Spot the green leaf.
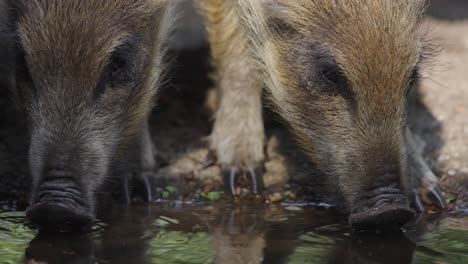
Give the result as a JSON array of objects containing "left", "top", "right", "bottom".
[
  {"left": 149, "top": 231, "right": 214, "bottom": 264},
  {"left": 0, "top": 213, "right": 36, "bottom": 264},
  {"left": 200, "top": 192, "right": 223, "bottom": 201}
]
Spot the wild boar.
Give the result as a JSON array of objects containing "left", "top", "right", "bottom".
[
  {"left": 6, "top": 0, "right": 176, "bottom": 230},
  {"left": 200, "top": 0, "right": 445, "bottom": 229}
]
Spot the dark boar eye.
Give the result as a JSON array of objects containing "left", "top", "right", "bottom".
[
  {"left": 320, "top": 64, "right": 346, "bottom": 86},
  {"left": 96, "top": 34, "right": 142, "bottom": 95},
  {"left": 406, "top": 67, "right": 420, "bottom": 96},
  {"left": 408, "top": 67, "right": 420, "bottom": 88},
  {"left": 316, "top": 62, "right": 354, "bottom": 100}
]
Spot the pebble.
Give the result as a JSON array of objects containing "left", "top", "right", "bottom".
[
  {"left": 284, "top": 206, "right": 303, "bottom": 212},
  {"left": 269, "top": 193, "right": 284, "bottom": 203}
]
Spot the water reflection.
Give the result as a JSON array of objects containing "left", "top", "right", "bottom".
[
  {"left": 26, "top": 234, "right": 94, "bottom": 264},
  {"left": 1, "top": 204, "right": 464, "bottom": 264},
  {"left": 24, "top": 205, "right": 159, "bottom": 264},
  {"left": 322, "top": 232, "right": 416, "bottom": 264},
  {"left": 209, "top": 205, "right": 266, "bottom": 264}
]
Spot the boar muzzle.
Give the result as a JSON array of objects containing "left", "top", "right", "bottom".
[
  {"left": 27, "top": 169, "right": 95, "bottom": 232},
  {"left": 349, "top": 173, "right": 415, "bottom": 230},
  {"left": 349, "top": 187, "right": 414, "bottom": 230}
]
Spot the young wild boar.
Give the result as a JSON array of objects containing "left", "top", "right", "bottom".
[
  {"left": 6, "top": 0, "right": 176, "bottom": 230},
  {"left": 200, "top": 0, "right": 445, "bottom": 228}
]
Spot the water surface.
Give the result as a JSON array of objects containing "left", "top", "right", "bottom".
[{"left": 1, "top": 203, "right": 467, "bottom": 264}]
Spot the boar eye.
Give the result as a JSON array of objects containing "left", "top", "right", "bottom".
[
  {"left": 406, "top": 67, "right": 420, "bottom": 96},
  {"left": 107, "top": 49, "right": 132, "bottom": 83},
  {"left": 408, "top": 68, "right": 420, "bottom": 88},
  {"left": 317, "top": 63, "right": 350, "bottom": 94},
  {"left": 315, "top": 62, "right": 354, "bottom": 103},
  {"left": 320, "top": 64, "right": 346, "bottom": 86},
  {"left": 96, "top": 35, "right": 142, "bottom": 95}
]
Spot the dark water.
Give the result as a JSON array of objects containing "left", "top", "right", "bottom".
[{"left": 1, "top": 203, "right": 468, "bottom": 264}]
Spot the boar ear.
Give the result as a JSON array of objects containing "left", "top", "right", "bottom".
[
  {"left": 261, "top": 0, "right": 287, "bottom": 10},
  {"left": 259, "top": 0, "right": 294, "bottom": 35}
]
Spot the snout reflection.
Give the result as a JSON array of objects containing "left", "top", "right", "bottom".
[
  {"left": 26, "top": 234, "right": 94, "bottom": 264},
  {"left": 326, "top": 232, "right": 416, "bottom": 264}
]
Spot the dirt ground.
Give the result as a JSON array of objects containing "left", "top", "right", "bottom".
[{"left": 0, "top": 0, "right": 467, "bottom": 211}]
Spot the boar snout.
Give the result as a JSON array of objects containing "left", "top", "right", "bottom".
[
  {"left": 27, "top": 168, "right": 95, "bottom": 231},
  {"left": 349, "top": 172, "right": 414, "bottom": 230},
  {"left": 343, "top": 143, "right": 415, "bottom": 230}
]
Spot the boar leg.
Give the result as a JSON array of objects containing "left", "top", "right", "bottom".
[
  {"left": 405, "top": 127, "right": 446, "bottom": 210},
  {"left": 211, "top": 69, "right": 265, "bottom": 194},
  {"left": 119, "top": 120, "right": 156, "bottom": 204},
  {"left": 210, "top": 57, "right": 265, "bottom": 195},
  {"left": 139, "top": 119, "right": 157, "bottom": 202},
  {"left": 202, "top": 0, "right": 265, "bottom": 194}
]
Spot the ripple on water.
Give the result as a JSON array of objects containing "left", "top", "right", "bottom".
[
  {"left": 414, "top": 217, "right": 468, "bottom": 264},
  {"left": 1, "top": 206, "right": 468, "bottom": 264}
]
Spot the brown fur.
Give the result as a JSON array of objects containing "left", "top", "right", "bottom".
[
  {"left": 10, "top": 0, "right": 177, "bottom": 224},
  {"left": 15, "top": 0, "right": 173, "bottom": 137},
  {"left": 199, "top": 0, "right": 265, "bottom": 169},
  {"left": 202, "top": 0, "right": 440, "bottom": 213}
]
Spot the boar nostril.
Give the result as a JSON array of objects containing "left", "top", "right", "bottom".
[
  {"left": 29, "top": 173, "right": 93, "bottom": 231},
  {"left": 350, "top": 206, "right": 414, "bottom": 231},
  {"left": 350, "top": 189, "right": 415, "bottom": 231},
  {"left": 27, "top": 202, "right": 94, "bottom": 232},
  {"left": 37, "top": 184, "right": 87, "bottom": 208}
]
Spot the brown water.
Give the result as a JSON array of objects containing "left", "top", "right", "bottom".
[{"left": 1, "top": 202, "right": 468, "bottom": 264}]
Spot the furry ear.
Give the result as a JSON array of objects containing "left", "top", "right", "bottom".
[
  {"left": 258, "top": 0, "right": 294, "bottom": 36},
  {"left": 261, "top": 0, "right": 287, "bottom": 10}
]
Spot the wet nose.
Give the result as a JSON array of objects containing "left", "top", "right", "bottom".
[
  {"left": 349, "top": 172, "right": 415, "bottom": 231},
  {"left": 27, "top": 202, "right": 94, "bottom": 232},
  {"left": 27, "top": 169, "right": 94, "bottom": 232}
]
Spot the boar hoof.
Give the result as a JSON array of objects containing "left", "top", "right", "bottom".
[
  {"left": 123, "top": 174, "right": 131, "bottom": 205},
  {"left": 27, "top": 202, "right": 94, "bottom": 232},
  {"left": 141, "top": 171, "right": 154, "bottom": 202},
  {"left": 426, "top": 187, "right": 446, "bottom": 209},
  {"left": 415, "top": 186, "right": 446, "bottom": 212},
  {"left": 122, "top": 172, "right": 154, "bottom": 204},
  {"left": 223, "top": 166, "right": 264, "bottom": 195}
]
